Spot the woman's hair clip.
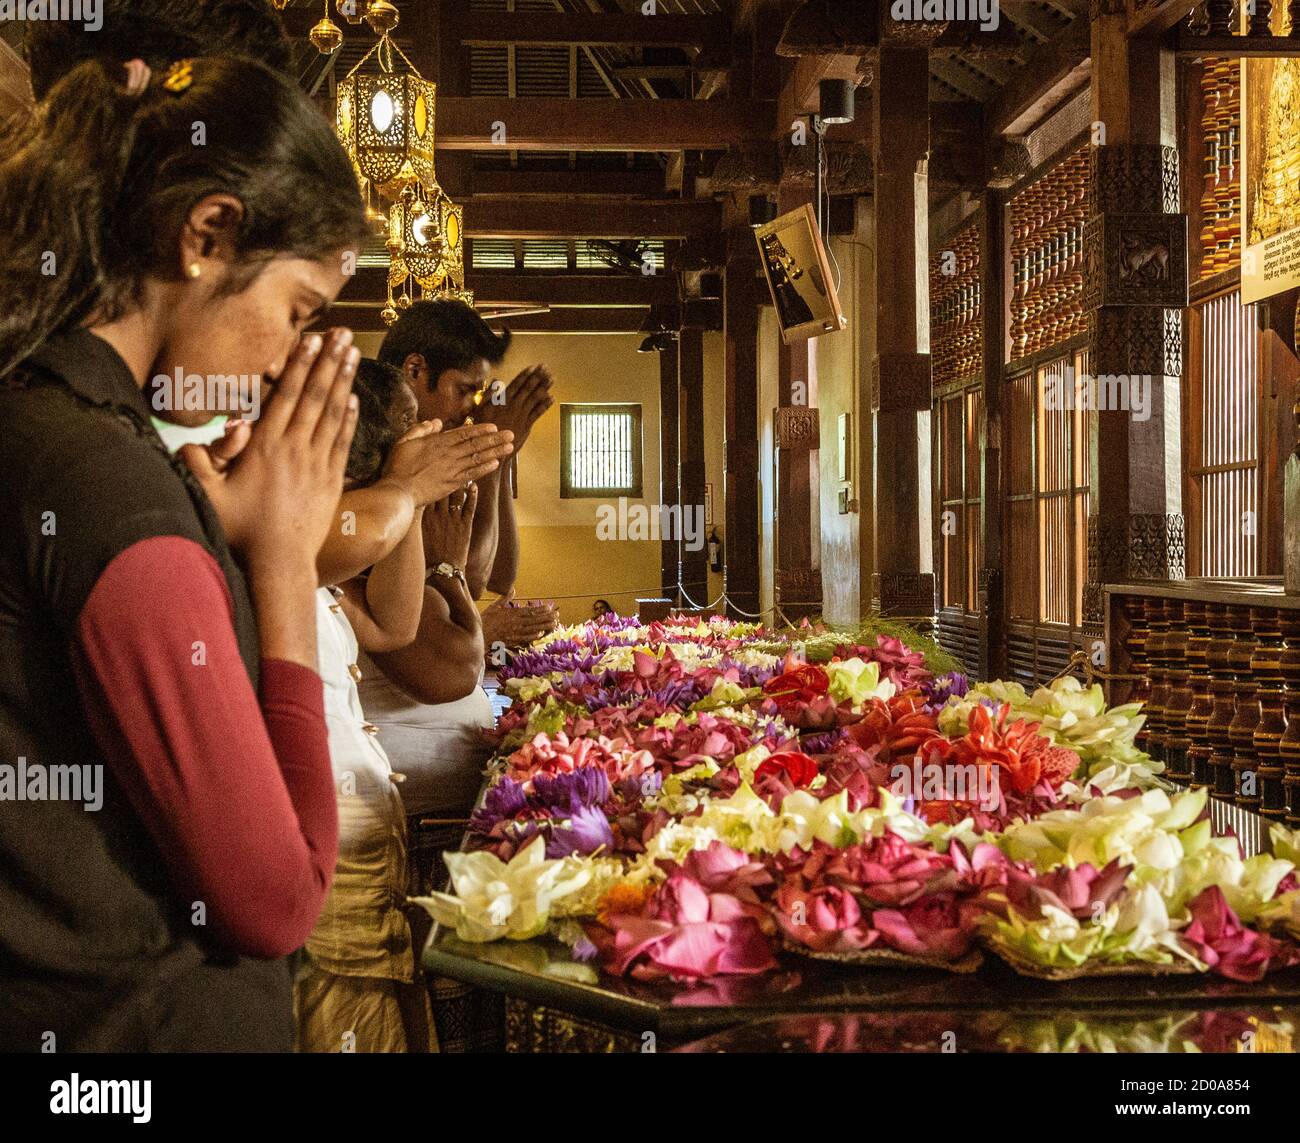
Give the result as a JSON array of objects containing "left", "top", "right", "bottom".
[{"left": 161, "top": 59, "right": 195, "bottom": 94}]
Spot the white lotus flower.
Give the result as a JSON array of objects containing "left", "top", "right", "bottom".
[{"left": 410, "top": 836, "right": 591, "bottom": 943}]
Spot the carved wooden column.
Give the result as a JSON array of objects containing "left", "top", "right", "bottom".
[
  {"left": 724, "top": 208, "right": 763, "bottom": 620},
  {"left": 679, "top": 329, "right": 709, "bottom": 609},
  {"left": 1082, "top": 24, "right": 1188, "bottom": 629},
  {"left": 773, "top": 179, "right": 823, "bottom": 620},
  {"left": 1287, "top": 400, "right": 1300, "bottom": 593},
  {"left": 870, "top": 42, "right": 934, "bottom": 624},
  {"left": 978, "top": 193, "right": 1007, "bottom": 680},
  {"left": 774, "top": 406, "right": 822, "bottom": 619},
  {"left": 659, "top": 337, "right": 681, "bottom": 603},
  {"left": 1250, "top": 609, "right": 1287, "bottom": 815},
  {"left": 1276, "top": 610, "right": 1300, "bottom": 822},
  {"left": 1228, "top": 604, "right": 1263, "bottom": 797}
]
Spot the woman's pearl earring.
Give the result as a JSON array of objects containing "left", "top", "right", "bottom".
[{"left": 187, "top": 263, "right": 202, "bottom": 279}]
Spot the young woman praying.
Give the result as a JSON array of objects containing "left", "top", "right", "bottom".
[{"left": 0, "top": 55, "right": 370, "bottom": 1052}]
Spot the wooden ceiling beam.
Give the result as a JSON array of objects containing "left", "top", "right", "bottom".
[
  {"left": 1167, "top": 32, "right": 1300, "bottom": 57},
  {"left": 776, "top": 51, "right": 867, "bottom": 130},
  {"left": 467, "top": 167, "right": 668, "bottom": 197},
  {"left": 443, "top": 195, "right": 722, "bottom": 238},
  {"left": 435, "top": 96, "right": 773, "bottom": 151},
  {"left": 327, "top": 305, "right": 652, "bottom": 335},
  {"left": 928, "top": 57, "right": 998, "bottom": 103},
  {"left": 986, "top": 18, "right": 1090, "bottom": 137},
  {"left": 457, "top": 12, "right": 730, "bottom": 59},
  {"left": 342, "top": 269, "right": 677, "bottom": 307},
  {"left": 0, "top": 38, "right": 31, "bottom": 118},
  {"left": 1126, "top": 0, "right": 1204, "bottom": 36}
]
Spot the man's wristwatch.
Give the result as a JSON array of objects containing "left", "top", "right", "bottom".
[{"left": 428, "top": 561, "right": 467, "bottom": 587}]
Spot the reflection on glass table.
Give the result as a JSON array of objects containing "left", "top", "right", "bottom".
[{"left": 673, "top": 1007, "right": 1298, "bottom": 1053}]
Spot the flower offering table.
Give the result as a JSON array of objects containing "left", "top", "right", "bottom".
[
  {"left": 424, "top": 926, "right": 1300, "bottom": 1052},
  {"left": 414, "top": 613, "right": 1300, "bottom": 1052}
]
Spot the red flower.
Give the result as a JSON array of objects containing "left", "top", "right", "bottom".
[
  {"left": 754, "top": 751, "right": 820, "bottom": 788},
  {"left": 845, "top": 691, "right": 939, "bottom": 763},
  {"left": 872, "top": 895, "right": 977, "bottom": 961},
  {"left": 919, "top": 703, "right": 1080, "bottom": 797},
  {"left": 763, "top": 662, "right": 830, "bottom": 704}
]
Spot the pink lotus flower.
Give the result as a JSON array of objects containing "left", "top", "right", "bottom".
[
  {"left": 872, "top": 895, "right": 977, "bottom": 960},
  {"left": 672, "top": 842, "right": 771, "bottom": 899},
  {"left": 507, "top": 732, "right": 654, "bottom": 785},
  {"left": 632, "top": 712, "right": 758, "bottom": 769},
  {"left": 946, "top": 840, "right": 1012, "bottom": 892},
  {"left": 773, "top": 883, "right": 878, "bottom": 952},
  {"left": 1002, "top": 857, "right": 1130, "bottom": 922},
  {"left": 1181, "top": 886, "right": 1300, "bottom": 982},
  {"left": 597, "top": 862, "right": 777, "bottom": 982},
  {"left": 821, "top": 834, "right": 951, "bottom": 907},
  {"left": 835, "top": 636, "right": 932, "bottom": 690}
]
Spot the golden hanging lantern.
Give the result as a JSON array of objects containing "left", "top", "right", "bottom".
[
  {"left": 387, "top": 186, "right": 447, "bottom": 281},
  {"left": 335, "top": 44, "right": 436, "bottom": 200},
  {"left": 270, "top": 0, "right": 289, "bottom": 9},
  {"left": 366, "top": 0, "right": 401, "bottom": 36},
  {"left": 310, "top": 10, "right": 343, "bottom": 54},
  {"left": 415, "top": 196, "right": 464, "bottom": 293}
]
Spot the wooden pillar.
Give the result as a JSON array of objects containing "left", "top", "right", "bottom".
[
  {"left": 660, "top": 337, "right": 682, "bottom": 603},
  {"left": 978, "top": 192, "right": 1007, "bottom": 680},
  {"left": 1083, "top": 23, "right": 1188, "bottom": 632},
  {"left": 418, "top": 0, "right": 473, "bottom": 199},
  {"left": 774, "top": 183, "right": 823, "bottom": 619},
  {"left": 724, "top": 210, "right": 762, "bottom": 620},
  {"left": 679, "top": 329, "right": 710, "bottom": 608},
  {"left": 870, "top": 45, "right": 934, "bottom": 622}
]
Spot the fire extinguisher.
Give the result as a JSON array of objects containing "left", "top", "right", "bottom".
[{"left": 707, "top": 527, "right": 723, "bottom": 572}]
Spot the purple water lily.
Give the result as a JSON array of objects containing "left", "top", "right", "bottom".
[
  {"left": 532, "top": 766, "right": 611, "bottom": 813},
  {"left": 800, "top": 727, "right": 849, "bottom": 754},
  {"left": 470, "top": 776, "right": 529, "bottom": 832},
  {"left": 545, "top": 804, "right": 616, "bottom": 858},
  {"left": 921, "top": 672, "right": 971, "bottom": 713}
]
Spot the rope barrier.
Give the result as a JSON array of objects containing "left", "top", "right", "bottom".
[
  {"left": 1047, "top": 648, "right": 1145, "bottom": 687},
  {"left": 500, "top": 577, "right": 780, "bottom": 623}
]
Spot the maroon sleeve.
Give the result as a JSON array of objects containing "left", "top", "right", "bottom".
[{"left": 72, "top": 535, "right": 338, "bottom": 959}]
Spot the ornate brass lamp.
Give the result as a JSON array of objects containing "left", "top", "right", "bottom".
[
  {"left": 335, "top": 44, "right": 437, "bottom": 203},
  {"left": 329, "top": 3, "right": 476, "bottom": 323},
  {"left": 309, "top": 0, "right": 343, "bottom": 54}
]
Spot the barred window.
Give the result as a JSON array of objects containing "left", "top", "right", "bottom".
[
  {"left": 1186, "top": 289, "right": 1259, "bottom": 577},
  {"left": 560, "top": 404, "right": 643, "bottom": 499},
  {"left": 1006, "top": 347, "right": 1091, "bottom": 629}
]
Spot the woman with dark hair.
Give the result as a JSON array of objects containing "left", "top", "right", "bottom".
[
  {"left": 24, "top": 0, "right": 295, "bottom": 99},
  {"left": 296, "top": 359, "right": 491, "bottom": 1054},
  {"left": 0, "top": 56, "right": 370, "bottom": 1052}
]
